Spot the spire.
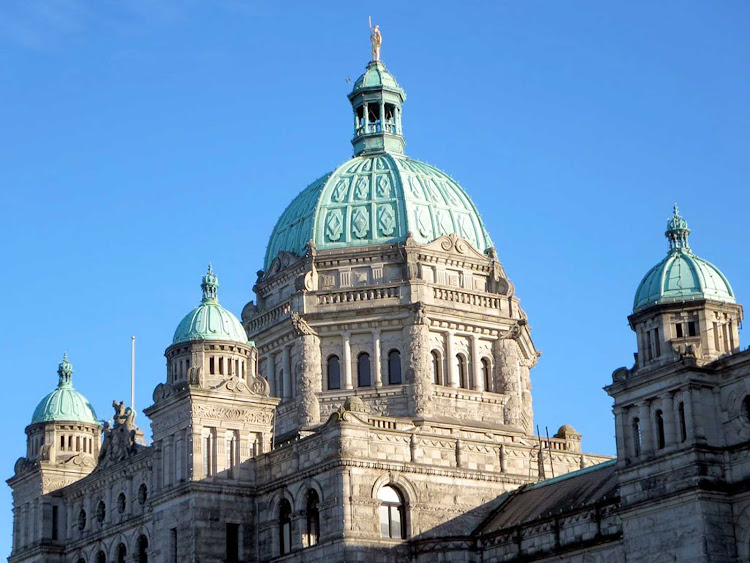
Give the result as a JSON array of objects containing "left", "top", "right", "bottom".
[
  {"left": 348, "top": 25, "right": 406, "bottom": 157},
  {"left": 665, "top": 204, "right": 691, "bottom": 253},
  {"left": 57, "top": 352, "right": 73, "bottom": 388},
  {"left": 201, "top": 263, "right": 219, "bottom": 302}
]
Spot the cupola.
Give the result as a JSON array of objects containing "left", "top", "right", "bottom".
[
  {"left": 31, "top": 353, "right": 99, "bottom": 425},
  {"left": 172, "top": 265, "right": 248, "bottom": 345},
  {"left": 348, "top": 32, "right": 406, "bottom": 157},
  {"left": 629, "top": 206, "right": 743, "bottom": 369}
]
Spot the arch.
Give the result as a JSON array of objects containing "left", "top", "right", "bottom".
[
  {"left": 278, "top": 498, "right": 292, "bottom": 556},
  {"left": 75, "top": 557, "right": 86, "bottom": 563},
  {"left": 481, "top": 357, "right": 492, "bottom": 392},
  {"left": 116, "top": 543, "right": 127, "bottom": 563},
  {"left": 358, "top": 352, "right": 371, "bottom": 387},
  {"left": 377, "top": 485, "right": 406, "bottom": 539},
  {"left": 371, "top": 473, "right": 418, "bottom": 506},
  {"left": 734, "top": 503, "right": 750, "bottom": 561},
  {"left": 96, "top": 550, "right": 106, "bottom": 563},
  {"left": 632, "top": 417, "right": 642, "bottom": 456},
  {"left": 305, "top": 489, "right": 320, "bottom": 547},
  {"left": 655, "top": 409, "right": 665, "bottom": 449},
  {"left": 327, "top": 355, "right": 341, "bottom": 390},
  {"left": 136, "top": 534, "right": 149, "bottom": 563},
  {"left": 431, "top": 350, "right": 442, "bottom": 385},
  {"left": 294, "top": 478, "right": 324, "bottom": 512},
  {"left": 456, "top": 354, "right": 468, "bottom": 388},
  {"left": 388, "top": 349, "right": 402, "bottom": 385}
]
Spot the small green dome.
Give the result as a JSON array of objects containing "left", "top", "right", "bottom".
[
  {"left": 351, "top": 61, "right": 403, "bottom": 95},
  {"left": 264, "top": 153, "right": 493, "bottom": 270},
  {"left": 31, "top": 354, "right": 99, "bottom": 425},
  {"left": 633, "top": 206, "right": 735, "bottom": 313},
  {"left": 172, "top": 265, "right": 248, "bottom": 345}
]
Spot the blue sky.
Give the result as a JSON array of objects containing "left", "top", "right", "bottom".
[{"left": 1, "top": 1, "right": 749, "bottom": 553}]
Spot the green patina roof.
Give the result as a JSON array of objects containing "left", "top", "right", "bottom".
[
  {"left": 173, "top": 265, "right": 248, "bottom": 345},
  {"left": 263, "top": 59, "right": 492, "bottom": 270},
  {"left": 351, "top": 60, "right": 403, "bottom": 94},
  {"left": 264, "top": 153, "right": 493, "bottom": 270},
  {"left": 31, "top": 353, "right": 99, "bottom": 425},
  {"left": 633, "top": 206, "right": 735, "bottom": 313}
]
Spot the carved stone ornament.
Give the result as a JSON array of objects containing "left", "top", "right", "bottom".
[
  {"left": 96, "top": 401, "right": 143, "bottom": 472},
  {"left": 290, "top": 313, "right": 318, "bottom": 337},
  {"left": 13, "top": 457, "right": 38, "bottom": 476},
  {"left": 192, "top": 404, "right": 273, "bottom": 425},
  {"left": 63, "top": 452, "right": 95, "bottom": 468},
  {"left": 412, "top": 302, "right": 428, "bottom": 326}
]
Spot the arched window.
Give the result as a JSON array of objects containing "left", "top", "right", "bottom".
[
  {"left": 327, "top": 355, "right": 341, "bottom": 390},
  {"left": 117, "top": 543, "right": 127, "bottom": 563},
  {"left": 117, "top": 493, "right": 126, "bottom": 514},
  {"left": 138, "top": 483, "right": 148, "bottom": 505},
  {"left": 279, "top": 499, "right": 292, "bottom": 555},
  {"left": 76, "top": 558, "right": 85, "bottom": 563},
  {"left": 78, "top": 508, "right": 86, "bottom": 531},
  {"left": 632, "top": 417, "right": 641, "bottom": 456},
  {"left": 388, "top": 350, "right": 402, "bottom": 385},
  {"left": 96, "top": 551, "right": 106, "bottom": 563},
  {"left": 679, "top": 402, "right": 687, "bottom": 442},
  {"left": 482, "top": 358, "right": 492, "bottom": 392},
  {"left": 378, "top": 485, "right": 406, "bottom": 539},
  {"left": 306, "top": 489, "right": 320, "bottom": 547},
  {"left": 96, "top": 500, "right": 106, "bottom": 523},
  {"left": 358, "top": 353, "right": 371, "bottom": 387},
  {"left": 655, "top": 410, "right": 665, "bottom": 449},
  {"left": 137, "top": 534, "right": 148, "bottom": 563},
  {"left": 457, "top": 354, "right": 467, "bottom": 388},
  {"left": 431, "top": 351, "right": 442, "bottom": 385}
]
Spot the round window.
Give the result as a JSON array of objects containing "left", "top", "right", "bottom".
[
  {"left": 96, "top": 500, "right": 106, "bottom": 523},
  {"left": 117, "top": 492, "right": 126, "bottom": 514},
  {"left": 138, "top": 483, "right": 148, "bottom": 505}
]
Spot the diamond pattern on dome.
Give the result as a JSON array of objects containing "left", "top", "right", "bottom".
[{"left": 264, "top": 154, "right": 492, "bottom": 270}]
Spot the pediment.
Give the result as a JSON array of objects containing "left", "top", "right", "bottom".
[{"left": 421, "top": 233, "right": 489, "bottom": 261}]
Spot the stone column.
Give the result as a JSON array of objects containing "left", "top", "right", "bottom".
[
  {"left": 445, "top": 331, "right": 457, "bottom": 388},
  {"left": 342, "top": 332, "right": 353, "bottom": 390},
  {"left": 471, "top": 334, "right": 483, "bottom": 391},
  {"left": 282, "top": 346, "right": 291, "bottom": 400},
  {"left": 407, "top": 304, "right": 432, "bottom": 416},
  {"left": 296, "top": 330, "right": 322, "bottom": 427},
  {"left": 613, "top": 406, "right": 627, "bottom": 460},
  {"left": 373, "top": 330, "right": 382, "bottom": 387},
  {"left": 496, "top": 339, "right": 522, "bottom": 429},
  {"left": 190, "top": 429, "right": 201, "bottom": 480}
]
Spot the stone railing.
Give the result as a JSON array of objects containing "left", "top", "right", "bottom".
[
  {"left": 248, "top": 300, "right": 291, "bottom": 333},
  {"left": 433, "top": 287, "right": 502, "bottom": 310},
  {"left": 316, "top": 285, "right": 400, "bottom": 305}
]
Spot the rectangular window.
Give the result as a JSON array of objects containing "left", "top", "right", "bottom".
[
  {"left": 51, "top": 505, "right": 58, "bottom": 541},
  {"left": 675, "top": 323, "right": 684, "bottom": 338},
  {"left": 219, "top": 357, "right": 224, "bottom": 375},
  {"left": 654, "top": 328, "right": 660, "bottom": 357},
  {"left": 210, "top": 356, "right": 215, "bottom": 375},
  {"left": 688, "top": 321, "right": 697, "bottom": 337},
  {"left": 226, "top": 523, "right": 240, "bottom": 563},
  {"left": 646, "top": 331, "right": 653, "bottom": 361}
]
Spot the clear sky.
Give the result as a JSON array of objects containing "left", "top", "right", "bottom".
[{"left": 1, "top": 1, "right": 749, "bottom": 553}]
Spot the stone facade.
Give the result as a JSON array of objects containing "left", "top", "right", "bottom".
[{"left": 8, "top": 50, "right": 748, "bottom": 563}]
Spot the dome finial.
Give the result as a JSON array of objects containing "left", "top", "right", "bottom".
[
  {"left": 665, "top": 203, "right": 690, "bottom": 253},
  {"left": 57, "top": 352, "right": 73, "bottom": 387},
  {"left": 369, "top": 17, "right": 382, "bottom": 62},
  {"left": 201, "top": 263, "right": 220, "bottom": 303}
]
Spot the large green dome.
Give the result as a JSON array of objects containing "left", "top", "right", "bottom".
[
  {"left": 173, "top": 265, "right": 248, "bottom": 345},
  {"left": 31, "top": 354, "right": 99, "bottom": 425},
  {"left": 633, "top": 206, "right": 735, "bottom": 313},
  {"left": 264, "top": 153, "right": 493, "bottom": 270}
]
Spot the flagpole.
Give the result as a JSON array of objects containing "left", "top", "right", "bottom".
[{"left": 131, "top": 335, "right": 136, "bottom": 411}]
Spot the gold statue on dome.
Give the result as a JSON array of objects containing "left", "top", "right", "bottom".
[{"left": 369, "top": 17, "right": 382, "bottom": 61}]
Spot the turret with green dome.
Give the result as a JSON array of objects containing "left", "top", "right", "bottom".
[
  {"left": 173, "top": 265, "right": 248, "bottom": 345},
  {"left": 31, "top": 353, "right": 99, "bottom": 425},
  {"left": 629, "top": 206, "right": 743, "bottom": 368}
]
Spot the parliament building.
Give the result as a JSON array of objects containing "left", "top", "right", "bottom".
[{"left": 8, "top": 42, "right": 750, "bottom": 563}]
